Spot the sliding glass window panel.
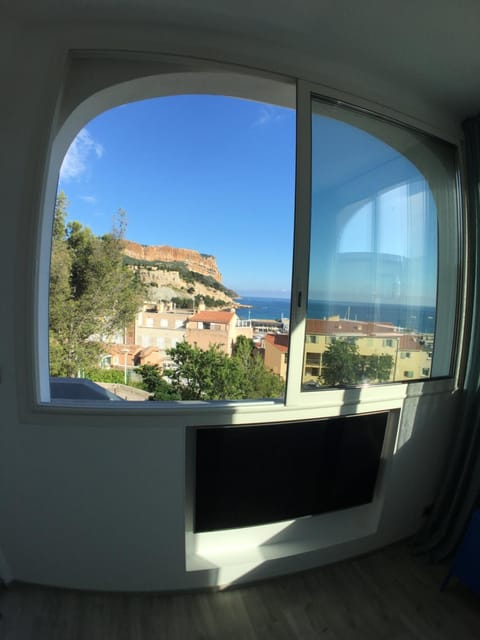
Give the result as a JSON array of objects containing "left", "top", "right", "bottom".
[
  {"left": 302, "top": 98, "right": 459, "bottom": 390},
  {"left": 49, "top": 93, "right": 296, "bottom": 404}
]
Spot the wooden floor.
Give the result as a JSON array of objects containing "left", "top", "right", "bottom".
[{"left": 1, "top": 544, "right": 479, "bottom": 640}]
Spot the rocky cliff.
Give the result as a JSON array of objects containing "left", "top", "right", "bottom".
[{"left": 122, "top": 240, "right": 222, "bottom": 282}]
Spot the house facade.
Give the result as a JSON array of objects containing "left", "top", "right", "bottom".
[
  {"left": 263, "top": 333, "right": 289, "bottom": 380},
  {"left": 185, "top": 309, "right": 253, "bottom": 355}
]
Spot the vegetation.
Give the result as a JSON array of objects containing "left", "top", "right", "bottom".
[
  {"left": 137, "top": 336, "right": 284, "bottom": 401},
  {"left": 170, "top": 295, "right": 231, "bottom": 309},
  {"left": 321, "top": 340, "right": 393, "bottom": 387},
  {"left": 124, "top": 255, "right": 237, "bottom": 298},
  {"left": 49, "top": 193, "right": 145, "bottom": 377},
  {"left": 84, "top": 368, "right": 125, "bottom": 384},
  {"left": 136, "top": 364, "right": 181, "bottom": 400}
]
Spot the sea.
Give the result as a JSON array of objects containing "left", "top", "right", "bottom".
[{"left": 235, "top": 296, "right": 436, "bottom": 335}]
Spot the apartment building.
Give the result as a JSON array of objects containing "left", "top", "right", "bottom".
[
  {"left": 185, "top": 309, "right": 253, "bottom": 355},
  {"left": 131, "top": 304, "right": 190, "bottom": 350},
  {"left": 263, "top": 317, "right": 433, "bottom": 384},
  {"left": 263, "top": 333, "right": 289, "bottom": 380}
]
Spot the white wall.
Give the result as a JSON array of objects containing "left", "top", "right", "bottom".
[{"left": 0, "top": 16, "right": 462, "bottom": 590}]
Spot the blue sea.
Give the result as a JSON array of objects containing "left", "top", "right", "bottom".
[{"left": 235, "top": 296, "right": 436, "bottom": 335}]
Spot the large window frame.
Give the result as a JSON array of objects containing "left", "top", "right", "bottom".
[
  {"left": 36, "top": 57, "right": 463, "bottom": 413},
  {"left": 285, "top": 81, "right": 462, "bottom": 407}
]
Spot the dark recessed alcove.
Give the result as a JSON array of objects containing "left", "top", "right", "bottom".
[{"left": 194, "top": 411, "right": 388, "bottom": 532}]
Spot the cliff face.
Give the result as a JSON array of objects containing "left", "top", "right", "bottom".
[{"left": 122, "top": 240, "right": 222, "bottom": 282}]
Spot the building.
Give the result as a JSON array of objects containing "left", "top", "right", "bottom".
[
  {"left": 127, "top": 302, "right": 191, "bottom": 356},
  {"left": 102, "top": 343, "right": 164, "bottom": 370},
  {"left": 299, "top": 317, "right": 432, "bottom": 384},
  {"left": 262, "top": 318, "right": 432, "bottom": 384},
  {"left": 3, "top": 0, "right": 480, "bottom": 608},
  {"left": 185, "top": 309, "right": 253, "bottom": 355},
  {"left": 263, "top": 333, "right": 289, "bottom": 380}
]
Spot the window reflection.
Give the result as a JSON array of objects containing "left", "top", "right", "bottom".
[{"left": 303, "top": 102, "right": 439, "bottom": 389}]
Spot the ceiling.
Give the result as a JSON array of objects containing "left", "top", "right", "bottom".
[{"left": 6, "top": 0, "right": 480, "bottom": 120}]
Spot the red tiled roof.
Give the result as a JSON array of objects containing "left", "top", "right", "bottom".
[
  {"left": 189, "top": 310, "right": 235, "bottom": 324},
  {"left": 306, "top": 318, "right": 396, "bottom": 336},
  {"left": 264, "top": 333, "right": 289, "bottom": 353},
  {"left": 398, "top": 334, "right": 424, "bottom": 351}
]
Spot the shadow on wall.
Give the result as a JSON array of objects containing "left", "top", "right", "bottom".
[{"left": 190, "top": 385, "right": 459, "bottom": 589}]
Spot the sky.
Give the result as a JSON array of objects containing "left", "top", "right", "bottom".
[
  {"left": 58, "top": 95, "right": 296, "bottom": 298},
  {"left": 57, "top": 94, "right": 438, "bottom": 306}
]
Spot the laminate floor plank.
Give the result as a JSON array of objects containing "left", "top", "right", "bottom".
[{"left": 1, "top": 544, "right": 479, "bottom": 640}]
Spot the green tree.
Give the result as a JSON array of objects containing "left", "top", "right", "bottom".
[
  {"left": 139, "top": 337, "right": 284, "bottom": 401},
  {"left": 137, "top": 364, "right": 180, "bottom": 400},
  {"left": 49, "top": 196, "right": 145, "bottom": 377},
  {"left": 85, "top": 368, "right": 125, "bottom": 384},
  {"left": 321, "top": 340, "right": 394, "bottom": 387},
  {"left": 321, "top": 340, "right": 363, "bottom": 387},
  {"left": 163, "top": 341, "right": 243, "bottom": 400},
  {"left": 362, "top": 353, "right": 394, "bottom": 383},
  {"left": 231, "top": 335, "right": 284, "bottom": 399}
]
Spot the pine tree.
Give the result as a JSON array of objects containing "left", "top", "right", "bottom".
[{"left": 49, "top": 194, "right": 145, "bottom": 377}]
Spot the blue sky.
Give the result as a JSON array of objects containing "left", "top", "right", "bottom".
[
  {"left": 58, "top": 95, "right": 296, "bottom": 298},
  {"left": 58, "top": 94, "right": 437, "bottom": 306}
]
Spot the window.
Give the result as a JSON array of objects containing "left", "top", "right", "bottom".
[
  {"left": 47, "top": 86, "right": 295, "bottom": 403},
  {"left": 294, "top": 92, "right": 458, "bottom": 393},
  {"left": 42, "top": 64, "right": 459, "bottom": 406}
]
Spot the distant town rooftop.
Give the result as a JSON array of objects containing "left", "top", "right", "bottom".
[{"left": 190, "top": 310, "right": 235, "bottom": 324}]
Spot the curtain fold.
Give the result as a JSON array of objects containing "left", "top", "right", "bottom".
[{"left": 414, "top": 114, "right": 480, "bottom": 561}]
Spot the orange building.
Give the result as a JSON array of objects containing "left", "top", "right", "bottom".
[
  {"left": 263, "top": 333, "right": 289, "bottom": 380},
  {"left": 185, "top": 310, "right": 253, "bottom": 355}
]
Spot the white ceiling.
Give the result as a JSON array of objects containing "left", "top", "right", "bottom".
[{"left": 6, "top": 0, "right": 480, "bottom": 119}]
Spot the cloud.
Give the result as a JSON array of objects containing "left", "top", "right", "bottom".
[
  {"left": 79, "top": 195, "right": 97, "bottom": 204},
  {"left": 59, "top": 128, "right": 104, "bottom": 182},
  {"left": 252, "top": 105, "right": 285, "bottom": 128}
]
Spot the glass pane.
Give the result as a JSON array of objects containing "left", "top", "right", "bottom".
[
  {"left": 50, "top": 94, "right": 295, "bottom": 403},
  {"left": 303, "top": 99, "right": 449, "bottom": 390}
]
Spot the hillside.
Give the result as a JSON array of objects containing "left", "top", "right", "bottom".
[
  {"left": 122, "top": 240, "right": 238, "bottom": 308},
  {"left": 122, "top": 241, "right": 222, "bottom": 281}
]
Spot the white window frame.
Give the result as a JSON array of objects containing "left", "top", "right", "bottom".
[
  {"left": 285, "top": 80, "right": 462, "bottom": 408},
  {"left": 35, "top": 59, "right": 463, "bottom": 414}
]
